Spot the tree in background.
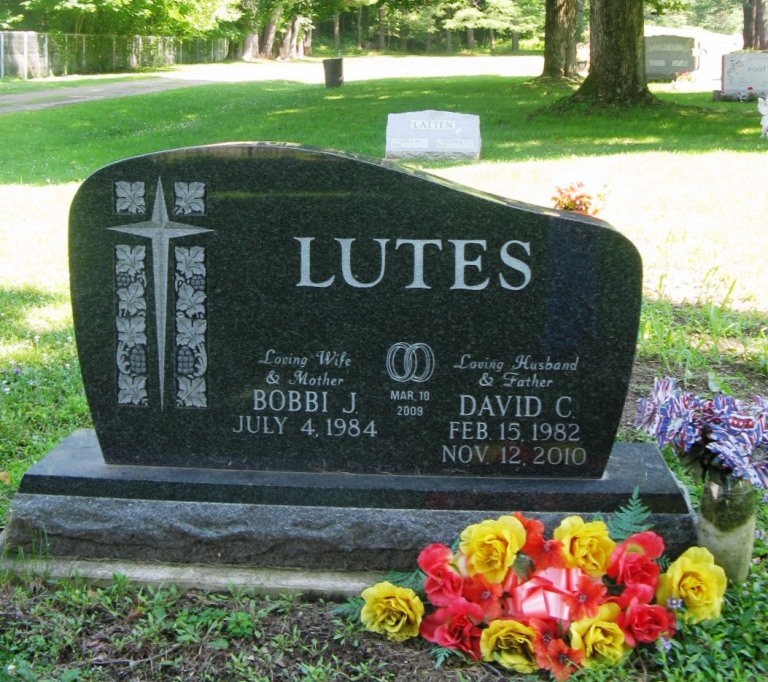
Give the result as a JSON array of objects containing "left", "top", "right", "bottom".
[
  {"left": 572, "top": 0, "right": 650, "bottom": 103},
  {"left": 542, "top": 0, "right": 577, "bottom": 77},
  {"left": 1, "top": 5, "right": 24, "bottom": 29},
  {"left": 443, "top": 1, "right": 483, "bottom": 50},
  {"left": 480, "top": 0, "right": 520, "bottom": 50},
  {"left": 12, "top": 0, "right": 239, "bottom": 35},
  {"left": 392, "top": 2, "right": 445, "bottom": 52},
  {"left": 573, "top": 0, "right": 686, "bottom": 105},
  {"left": 743, "top": 0, "right": 768, "bottom": 48},
  {"left": 441, "top": 0, "right": 540, "bottom": 52}
]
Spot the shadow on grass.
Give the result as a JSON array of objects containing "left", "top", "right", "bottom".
[{"left": 0, "top": 76, "right": 763, "bottom": 185}]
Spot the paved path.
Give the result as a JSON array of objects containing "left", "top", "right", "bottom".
[{"left": 0, "top": 55, "right": 545, "bottom": 114}]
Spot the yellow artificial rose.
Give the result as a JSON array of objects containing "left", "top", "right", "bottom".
[
  {"left": 459, "top": 515, "right": 527, "bottom": 584},
  {"left": 553, "top": 516, "right": 616, "bottom": 577},
  {"left": 360, "top": 581, "right": 425, "bottom": 642},
  {"left": 656, "top": 546, "right": 727, "bottom": 623},
  {"left": 480, "top": 619, "right": 538, "bottom": 674},
  {"left": 569, "top": 602, "right": 627, "bottom": 667}
]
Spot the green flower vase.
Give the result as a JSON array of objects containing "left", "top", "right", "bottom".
[{"left": 697, "top": 469, "right": 756, "bottom": 584}]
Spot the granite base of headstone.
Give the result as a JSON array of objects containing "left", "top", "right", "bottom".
[
  {"left": 0, "top": 143, "right": 696, "bottom": 589},
  {"left": 4, "top": 431, "right": 695, "bottom": 573}
]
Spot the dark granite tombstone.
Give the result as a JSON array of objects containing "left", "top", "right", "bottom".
[
  {"left": 2, "top": 144, "right": 696, "bottom": 578},
  {"left": 69, "top": 143, "right": 638, "bottom": 479}
]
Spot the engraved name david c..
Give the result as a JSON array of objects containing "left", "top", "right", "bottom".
[{"left": 295, "top": 238, "right": 532, "bottom": 290}]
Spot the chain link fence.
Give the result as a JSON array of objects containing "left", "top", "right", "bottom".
[{"left": 1, "top": 32, "right": 229, "bottom": 79}]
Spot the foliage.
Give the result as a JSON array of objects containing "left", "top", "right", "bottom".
[
  {"left": 0, "top": 287, "right": 90, "bottom": 515},
  {"left": 0, "top": 584, "right": 410, "bottom": 681},
  {"left": 649, "top": 0, "right": 744, "bottom": 35},
  {"left": 9, "top": 0, "right": 241, "bottom": 36},
  {"left": 607, "top": 488, "right": 654, "bottom": 542}
]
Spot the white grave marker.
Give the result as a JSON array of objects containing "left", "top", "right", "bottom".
[
  {"left": 386, "top": 110, "right": 481, "bottom": 160},
  {"left": 722, "top": 52, "right": 768, "bottom": 97}
]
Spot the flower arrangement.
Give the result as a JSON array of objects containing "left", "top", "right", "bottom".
[
  {"left": 551, "top": 181, "right": 606, "bottom": 216},
  {"left": 635, "top": 377, "right": 768, "bottom": 488},
  {"left": 357, "top": 500, "right": 726, "bottom": 681}
]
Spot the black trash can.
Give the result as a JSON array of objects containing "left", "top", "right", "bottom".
[{"left": 322, "top": 58, "right": 344, "bottom": 88}]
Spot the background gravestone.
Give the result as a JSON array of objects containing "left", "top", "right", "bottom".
[
  {"left": 1, "top": 144, "right": 696, "bottom": 577},
  {"left": 385, "top": 110, "right": 480, "bottom": 160},
  {"left": 722, "top": 52, "right": 768, "bottom": 97},
  {"left": 645, "top": 35, "right": 698, "bottom": 80}
]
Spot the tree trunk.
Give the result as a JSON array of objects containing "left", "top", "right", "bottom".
[
  {"left": 467, "top": 27, "right": 475, "bottom": 51},
  {"left": 542, "top": 0, "right": 578, "bottom": 77},
  {"left": 378, "top": 6, "right": 386, "bottom": 51},
  {"left": 260, "top": 4, "right": 283, "bottom": 59},
  {"left": 744, "top": 0, "right": 768, "bottom": 49},
  {"left": 240, "top": 33, "right": 260, "bottom": 61},
  {"left": 333, "top": 13, "right": 341, "bottom": 52},
  {"left": 489, "top": 28, "right": 495, "bottom": 52},
  {"left": 279, "top": 22, "right": 293, "bottom": 59},
  {"left": 573, "top": 0, "right": 654, "bottom": 104},
  {"left": 446, "top": 28, "right": 453, "bottom": 52},
  {"left": 279, "top": 16, "right": 300, "bottom": 60},
  {"left": 357, "top": 6, "right": 363, "bottom": 49}
]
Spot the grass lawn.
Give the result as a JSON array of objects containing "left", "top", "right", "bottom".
[{"left": 1, "top": 66, "right": 767, "bottom": 681}]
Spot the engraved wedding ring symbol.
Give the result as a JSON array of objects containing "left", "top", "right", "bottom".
[{"left": 386, "top": 342, "right": 435, "bottom": 383}]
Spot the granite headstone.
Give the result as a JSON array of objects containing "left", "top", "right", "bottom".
[
  {"left": 722, "top": 52, "right": 768, "bottom": 97},
  {"left": 385, "top": 110, "right": 481, "bottom": 160},
  {"left": 1, "top": 143, "right": 697, "bottom": 577},
  {"left": 67, "top": 143, "right": 638, "bottom": 479},
  {"left": 645, "top": 35, "right": 698, "bottom": 79}
]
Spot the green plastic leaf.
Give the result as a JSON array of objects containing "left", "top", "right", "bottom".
[
  {"left": 383, "top": 569, "right": 426, "bottom": 593},
  {"left": 607, "top": 487, "right": 653, "bottom": 542}
]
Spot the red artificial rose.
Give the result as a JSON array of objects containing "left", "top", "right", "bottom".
[
  {"left": 420, "top": 598, "right": 485, "bottom": 660},
  {"left": 418, "top": 543, "right": 454, "bottom": 577},
  {"left": 607, "top": 531, "right": 664, "bottom": 589},
  {"left": 424, "top": 570, "right": 464, "bottom": 608},
  {"left": 617, "top": 600, "right": 676, "bottom": 647},
  {"left": 612, "top": 552, "right": 660, "bottom": 590},
  {"left": 616, "top": 582, "right": 655, "bottom": 608},
  {"left": 418, "top": 543, "right": 464, "bottom": 607}
]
